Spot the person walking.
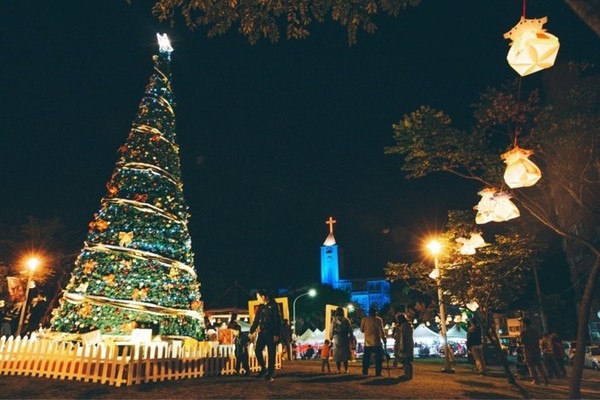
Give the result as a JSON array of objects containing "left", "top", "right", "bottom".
[
  {"left": 330, "top": 306, "right": 352, "bottom": 373},
  {"left": 467, "top": 319, "right": 486, "bottom": 375},
  {"left": 360, "top": 305, "right": 385, "bottom": 377},
  {"left": 394, "top": 313, "right": 414, "bottom": 380},
  {"left": 249, "top": 289, "right": 282, "bottom": 382},
  {"left": 520, "top": 318, "right": 548, "bottom": 385}
]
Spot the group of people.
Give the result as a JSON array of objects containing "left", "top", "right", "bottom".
[
  {"left": 327, "top": 305, "right": 414, "bottom": 380},
  {"left": 0, "top": 290, "right": 48, "bottom": 338},
  {"left": 237, "top": 298, "right": 414, "bottom": 381},
  {"left": 519, "top": 318, "right": 567, "bottom": 384}
]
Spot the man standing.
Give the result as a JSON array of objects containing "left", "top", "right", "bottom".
[
  {"left": 360, "top": 305, "right": 385, "bottom": 376},
  {"left": 520, "top": 318, "right": 548, "bottom": 385},
  {"left": 394, "top": 313, "right": 414, "bottom": 380},
  {"left": 467, "top": 319, "right": 486, "bottom": 375},
  {"left": 249, "top": 289, "right": 282, "bottom": 382}
]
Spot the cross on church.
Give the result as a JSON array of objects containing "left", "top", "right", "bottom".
[{"left": 325, "top": 216, "right": 336, "bottom": 234}]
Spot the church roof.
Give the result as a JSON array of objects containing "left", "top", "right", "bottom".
[{"left": 323, "top": 232, "right": 336, "bottom": 246}]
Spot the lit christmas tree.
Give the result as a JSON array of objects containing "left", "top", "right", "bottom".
[{"left": 50, "top": 34, "right": 205, "bottom": 340}]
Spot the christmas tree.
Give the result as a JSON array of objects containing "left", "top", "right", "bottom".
[{"left": 50, "top": 34, "right": 205, "bottom": 340}]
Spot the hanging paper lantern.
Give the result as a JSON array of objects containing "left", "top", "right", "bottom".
[
  {"left": 491, "top": 191, "right": 520, "bottom": 222},
  {"left": 429, "top": 268, "right": 440, "bottom": 280},
  {"left": 503, "top": 16, "right": 560, "bottom": 77},
  {"left": 474, "top": 189, "right": 520, "bottom": 224},
  {"left": 474, "top": 188, "right": 497, "bottom": 224},
  {"left": 501, "top": 146, "right": 542, "bottom": 188},
  {"left": 456, "top": 232, "right": 488, "bottom": 255},
  {"left": 466, "top": 301, "right": 479, "bottom": 312},
  {"left": 456, "top": 238, "right": 476, "bottom": 255}
]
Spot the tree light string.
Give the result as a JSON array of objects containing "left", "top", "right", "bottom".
[
  {"left": 64, "top": 292, "right": 202, "bottom": 319},
  {"left": 132, "top": 123, "right": 176, "bottom": 145},
  {"left": 84, "top": 242, "right": 197, "bottom": 277},
  {"left": 120, "top": 162, "right": 181, "bottom": 188},
  {"left": 152, "top": 67, "right": 173, "bottom": 93},
  {"left": 102, "top": 197, "right": 184, "bottom": 224},
  {"left": 145, "top": 88, "right": 174, "bottom": 116}
]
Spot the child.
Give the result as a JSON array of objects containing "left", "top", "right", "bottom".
[
  {"left": 234, "top": 326, "right": 251, "bottom": 375},
  {"left": 321, "top": 339, "right": 332, "bottom": 373}
]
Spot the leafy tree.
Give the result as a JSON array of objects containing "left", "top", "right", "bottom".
[
  {"left": 385, "top": 210, "right": 546, "bottom": 385},
  {"left": 146, "top": 0, "right": 600, "bottom": 44},
  {"left": 150, "top": 0, "right": 421, "bottom": 45},
  {"left": 385, "top": 70, "right": 599, "bottom": 398}
]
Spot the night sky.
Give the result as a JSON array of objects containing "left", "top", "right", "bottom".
[{"left": 1, "top": 1, "right": 598, "bottom": 298}]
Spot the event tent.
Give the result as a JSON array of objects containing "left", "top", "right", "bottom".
[
  {"left": 446, "top": 324, "right": 467, "bottom": 340},
  {"left": 413, "top": 324, "right": 440, "bottom": 342}
]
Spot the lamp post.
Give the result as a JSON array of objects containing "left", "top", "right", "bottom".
[
  {"left": 292, "top": 289, "right": 317, "bottom": 338},
  {"left": 16, "top": 257, "right": 40, "bottom": 337},
  {"left": 427, "top": 240, "right": 455, "bottom": 373}
]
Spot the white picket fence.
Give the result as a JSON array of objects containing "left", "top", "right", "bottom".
[{"left": 0, "top": 335, "right": 281, "bottom": 387}]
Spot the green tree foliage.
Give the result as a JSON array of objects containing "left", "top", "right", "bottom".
[
  {"left": 146, "top": 1, "right": 600, "bottom": 44},
  {"left": 386, "top": 69, "right": 600, "bottom": 398},
  {"left": 150, "top": 0, "right": 421, "bottom": 45}
]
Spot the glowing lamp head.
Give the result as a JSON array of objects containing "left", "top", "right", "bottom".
[
  {"left": 26, "top": 257, "right": 40, "bottom": 272},
  {"left": 308, "top": 289, "right": 317, "bottom": 297},
  {"left": 426, "top": 240, "right": 442, "bottom": 255}
]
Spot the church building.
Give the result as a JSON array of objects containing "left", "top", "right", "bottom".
[{"left": 320, "top": 217, "right": 391, "bottom": 312}]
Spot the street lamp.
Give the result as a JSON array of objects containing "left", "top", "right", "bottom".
[
  {"left": 292, "top": 289, "right": 317, "bottom": 338},
  {"left": 426, "top": 239, "right": 455, "bottom": 373},
  {"left": 16, "top": 257, "right": 40, "bottom": 337}
]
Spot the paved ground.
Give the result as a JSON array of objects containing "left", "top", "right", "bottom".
[{"left": 1, "top": 358, "right": 599, "bottom": 399}]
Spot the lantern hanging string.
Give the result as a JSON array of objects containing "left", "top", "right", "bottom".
[{"left": 522, "top": 0, "right": 527, "bottom": 17}]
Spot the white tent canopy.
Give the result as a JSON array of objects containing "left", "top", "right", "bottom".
[
  {"left": 413, "top": 324, "right": 439, "bottom": 340},
  {"left": 297, "top": 328, "right": 314, "bottom": 342},
  {"left": 446, "top": 324, "right": 467, "bottom": 340}
]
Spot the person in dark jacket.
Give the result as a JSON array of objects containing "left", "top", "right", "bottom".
[
  {"left": 394, "top": 313, "right": 414, "bottom": 380},
  {"left": 467, "top": 319, "right": 486, "bottom": 375},
  {"left": 249, "top": 289, "right": 282, "bottom": 382}
]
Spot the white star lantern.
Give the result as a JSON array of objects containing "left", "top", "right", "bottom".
[
  {"left": 429, "top": 268, "right": 440, "bottom": 280},
  {"left": 501, "top": 147, "right": 542, "bottom": 188},
  {"left": 466, "top": 301, "right": 479, "bottom": 312},
  {"left": 475, "top": 188, "right": 520, "bottom": 224},
  {"left": 503, "top": 16, "right": 560, "bottom": 77},
  {"left": 456, "top": 232, "right": 488, "bottom": 255},
  {"left": 157, "top": 33, "right": 173, "bottom": 53}
]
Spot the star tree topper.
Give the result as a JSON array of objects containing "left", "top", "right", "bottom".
[{"left": 157, "top": 33, "right": 173, "bottom": 53}]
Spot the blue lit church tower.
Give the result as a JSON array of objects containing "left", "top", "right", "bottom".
[
  {"left": 320, "top": 217, "right": 390, "bottom": 312},
  {"left": 321, "top": 217, "right": 340, "bottom": 285}
]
